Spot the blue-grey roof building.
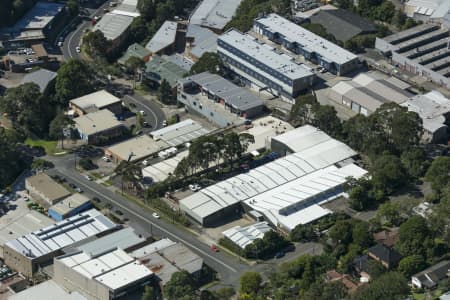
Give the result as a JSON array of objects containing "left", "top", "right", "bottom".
[
  {"left": 21, "top": 69, "right": 57, "bottom": 93},
  {"left": 253, "top": 13, "right": 360, "bottom": 76},
  {"left": 186, "top": 24, "right": 218, "bottom": 60},
  {"left": 217, "top": 29, "right": 316, "bottom": 102}
]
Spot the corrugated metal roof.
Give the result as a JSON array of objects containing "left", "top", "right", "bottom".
[
  {"left": 222, "top": 222, "right": 271, "bottom": 249},
  {"left": 145, "top": 21, "right": 178, "bottom": 53},
  {"left": 150, "top": 119, "right": 210, "bottom": 146},
  {"left": 189, "top": 0, "right": 242, "bottom": 30}
]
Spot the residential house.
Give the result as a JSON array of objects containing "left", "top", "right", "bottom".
[
  {"left": 373, "top": 228, "right": 399, "bottom": 248},
  {"left": 412, "top": 260, "right": 450, "bottom": 289},
  {"left": 367, "top": 243, "right": 402, "bottom": 269}
]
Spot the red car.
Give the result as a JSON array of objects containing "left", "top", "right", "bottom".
[{"left": 210, "top": 245, "right": 219, "bottom": 252}]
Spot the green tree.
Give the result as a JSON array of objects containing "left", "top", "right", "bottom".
[
  {"left": 425, "top": 156, "right": 450, "bottom": 195},
  {"left": 347, "top": 178, "right": 375, "bottom": 210},
  {"left": 239, "top": 133, "right": 255, "bottom": 153},
  {"left": 352, "top": 222, "right": 373, "bottom": 249},
  {"left": 311, "top": 104, "right": 342, "bottom": 139},
  {"left": 401, "top": 147, "right": 428, "bottom": 178},
  {"left": 303, "top": 280, "right": 346, "bottom": 300},
  {"left": 78, "top": 158, "right": 96, "bottom": 170},
  {"left": 83, "top": 30, "right": 111, "bottom": 58},
  {"left": 48, "top": 111, "right": 74, "bottom": 140},
  {"left": 353, "top": 272, "right": 409, "bottom": 300},
  {"left": 125, "top": 56, "right": 145, "bottom": 88},
  {"left": 115, "top": 160, "right": 143, "bottom": 193},
  {"left": 371, "top": 153, "right": 407, "bottom": 195},
  {"left": 290, "top": 223, "right": 317, "bottom": 242},
  {"left": 222, "top": 132, "right": 243, "bottom": 170},
  {"left": 157, "top": 79, "right": 174, "bottom": 104},
  {"left": 398, "top": 255, "right": 426, "bottom": 277},
  {"left": 213, "top": 287, "right": 235, "bottom": 300},
  {"left": 165, "top": 271, "right": 196, "bottom": 300},
  {"left": 0, "top": 128, "right": 27, "bottom": 190},
  {"left": 396, "top": 215, "right": 430, "bottom": 257},
  {"left": 376, "top": 202, "right": 402, "bottom": 226},
  {"left": 189, "top": 52, "right": 224, "bottom": 75},
  {"left": 55, "top": 59, "right": 95, "bottom": 106},
  {"left": 141, "top": 285, "right": 157, "bottom": 300},
  {"left": 329, "top": 220, "right": 352, "bottom": 245},
  {"left": 289, "top": 93, "right": 317, "bottom": 126},
  {"left": 239, "top": 272, "right": 262, "bottom": 296},
  {"left": 225, "top": 0, "right": 272, "bottom": 32},
  {"left": 66, "top": 0, "right": 80, "bottom": 16}
]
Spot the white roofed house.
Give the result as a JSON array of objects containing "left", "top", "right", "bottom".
[{"left": 179, "top": 125, "right": 367, "bottom": 230}]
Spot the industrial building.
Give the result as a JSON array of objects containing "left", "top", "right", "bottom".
[
  {"left": 130, "top": 238, "right": 204, "bottom": 286},
  {"left": 25, "top": 173, "right": 71, "bottom": 205},
  {"left": 21, "top": 69, "right": 57, "bottom": 93},
  {"left": 150, "top": 119, "right": 210, "bottom": 146},
  {"left": 3, "top": 209, "right": 117, "bottom": 277},
  {"left": 69, "top": 90, "right": 122, "bottom": 117},
  {"left": 328, "top": 72, "right": 413, "bottom": 116},
  {"left": 10, "top": 279, "right": 87, "bottom": 300},
  {"left": 54, "top": 248, "right": 153, "bottom": 300},
  {"left": 401, "top": 90, "right": 450, "bottom": 142},
  {"left": 0, "top": 2, "right": 65, "bottom": 47},
  {"left": 142, "top": 150, "right": 189, "bottom": 182},
  {"left": 375, "top": 24, "right": 450, "bottom": 90},
  {"left": 217, "top": 29, "right": 316, "bottom": 102},
  {"left": 180, "top": 125, "right": 366, "bottom": 230},
  {"left": 253, "top": 13, "right": 360, "bottom": 75},
  {"left": 178, "top": 72, "right": 265, "bottom": 127},
  {"left": 145, "top": 21, "right": 178, "bottom": 55},
  {"left": 48, "top": 193, "right": 92, "bottom": 221},
  {"left": 189, "top": 0, "right": 243, "bottom": 32},
  {"left": 222, "top": 222, "right": 272, "bottom": 249},
  {"left": 144, "top": 55, "right": 189, "bottom": 88},
  {"left": 404, "top": 0, "right": 450, "bottom": 26},
  {"left": 104, "top": 135, "right": 169, "bottom": 163},
  {"left": 93, "top": 0, "right": 140, "bottom": 47},
  {"left": 185, "top": 24, "right": 218, "bottom": 60},
  {"left": 74, "top": 110, "right": 125, "bottom": 145},
  {"left": 309, "top": 9, "right": 377, "bottom": 42}
]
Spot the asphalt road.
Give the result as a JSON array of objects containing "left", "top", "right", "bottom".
[{"left": 122, "top": 94, "right": 166, "bottom": 131}]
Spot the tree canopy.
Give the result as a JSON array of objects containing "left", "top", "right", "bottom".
[
  {"left": 352, "top": 272, "right": 410, "bottom": 300},
  {"left": 189, "top": 53, "right": 224, "bottom": 76},
  {"left": 164, "top": 271, "right": 197, "bottom": 300},
  {"left": 0, "top": 128, "right": 27, "bottom": 190}
]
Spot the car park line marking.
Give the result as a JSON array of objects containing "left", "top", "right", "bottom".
[{"left": 68, "top": 174, "right": 238, "bottom": 273}]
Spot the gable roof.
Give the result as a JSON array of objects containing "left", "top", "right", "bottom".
[
  {"left": 368, "top": 244, "right": 402, "bottom": 266},
  {"left": 22, "top": 69, "right": 57, "bottom": 92},
  {"left": 118, "top": 43, "right": 150, "bottom": 65},
  {"left": 310, "top": 9, "right": 377, "bottom": 42},
  {"left": 413, "top": 260, "right": 450, "bottom": 288},
  {"left": 144, "top": 56, "right": 187, "bottom": 87}
]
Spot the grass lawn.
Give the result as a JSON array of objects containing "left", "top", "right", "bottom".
[{"left": 25, "top": 138, "right": 60, "bottom": 155}]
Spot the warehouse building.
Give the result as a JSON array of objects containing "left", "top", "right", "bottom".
[
  {"left": 401, "top": 90, "right": 450, "bottom": 142},
  {"left": 189, "top": 0, "right": 243, "bottom": 32},
  {"left": 130, "top": 238, "right": 204, "bottom": 287},
  {"left": 74, "top": 110, "right": 125, "bottom": 145},
  {"left": 10, "top": 279, "right": 86, "bottom": 300},
  {"left": 253, "top": 13, "right": 360, "bottom": 75},
  {"left": 375, "top": 24, "right": 450, "bottom": 89},
  {"left": 217, "top": 29, "right": 316, "bottom": 102},
  {"left": 25, "top": 173, "right": 71, "bottom": 206},
  {"left": 328, "top": 72, "right": 413, "bottom": 116},
  {"left": 180, "top": 125, "right": 366, "bottom": 229},
  {"left": 104, "top": 135, "right": 168, "bottom": 163},
  {"left": 178, "top": 72, "right": 265, "bottom": 127},
  {"left": 222, "top": 222, "right": 272, "bottom": 249},
  {"left": 69, "top": 90, "right": 122, "bottom": 117},
  {"left": 0, "top": 2, "right": 65, "bottom": 47},
  {"left": 3, "top": 209, "right": 117, "bottom": 277},
  {"left": 145, "top": 21, "right": 178, "bottom": 55},
  {"left": 22, "top": 69, "right": 57, "bottom": 93},
  {"left": 404, "top": 0, "right": 450, "bottom": 25},
  {"left": 48, "top": 193, "right": 92, "bottom": 221},
  {"left": 54, "top": 248, "right": 153, "bottom": 300},
  {"left": 185, "top": 24, "right": 218, "bottom": 60},
  {"left": 93, "top": 0, "right": 140, "bottom": 47},
  {"left": 150, "top": 119, "right": 210, "bottom": 146},
  {"left": 142, "top": 150, "right": 189, "bottom": 182}
]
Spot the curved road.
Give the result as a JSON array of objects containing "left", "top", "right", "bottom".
[{"left": 123, "top": 94, "right": 166, "bottom": 131}]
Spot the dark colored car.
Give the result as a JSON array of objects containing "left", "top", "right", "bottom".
[{"left": 274, "top": 251, "right": 285, "bottom": 259}]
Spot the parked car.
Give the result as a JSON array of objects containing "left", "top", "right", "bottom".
[
  {"left": 92, "top": 197, "right": 101, "bottom": 203},
  {"left": 142, "top": 159, "right": 150, "bottom": 166},
  {"left": 152, "top": 212, "right": 160, "bottom": 219},
  {"left": 274, "top": 251, "right": 285, "bottom": 259},
  {"left": 162, "top": 120, "right": 168, "bottom": 127},
  {"left": 69, "top": 183, "right": 76, "bottom": 189},
  {"left": 115, "top": 210, "right": 123, "bottom": 216},
  {"left": 102, "top": 156, "right": 111, "bottom": 162},
  {"left": 74, "top": 187, "right": 83, "bottom": 193},
  {"left": 139, "top": 110, "right": 146, "bottom": 116},
  {"left": 189, "top": 184, "right": 201, "bottom": 192},
  {"left": 210, "top": 245, "right": 219, "bottom": 252},
  {"left": 76, "top": 46, "right": 81, "bottom": 53},
  {"left": 85, "top": 175, "right": 93, "bottom": 181}
]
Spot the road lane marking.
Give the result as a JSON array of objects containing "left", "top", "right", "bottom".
[{"left": 68, "top": 174, "right": 238, "bottom": 273}]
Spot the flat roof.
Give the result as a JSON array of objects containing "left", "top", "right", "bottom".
[
  {"left": 181, "top": 72, "right": 264, "bottom": 110},
  {"left": 70, "top": 90, "right": 121, "bottom": 111},
  {"left": 74, "top": 110, "right": 122, "bottom": 136},
  {"left": 22, "top": 69, "right": 56, "bottom": 93},
  {"left": 272, "top": 125, "right": 357, "bottom": 157},
  {"left": 384, "top": 23, "right": 438, "bottom": 44},
  {"left": 145, "top": 55, "right": 188, "bottom": 87},
  {"left": 401, "top": 90, "right": 450, "bottom": 133},
  {"left": 93, "top": 13, "right": 134, "bottom": 41},
  {"left": 2, "top": 2, "right": 64, "bottom": 33},
  {"left": 142, "top": 150, "right": 189, "bottom": 182},
  {"left": 222, "top": 221, "right": 272, "bottom": 249},
  {"left": 26, "top": 173, "right": 71, "bottom": 203},
  {"left": 106, "top": 135, "right": 168, "bottom": 161},
  {"left": 57, "top": 248, "right": 152, "bottom": 290},
  {"left": 189, "top": 0, "right": 243, "bottom": 30},
  {"left": 240, "top": 116, "right": 294, "bottom": 153},
  {"left": 129, "top": 238, "right": 176, "bottom": 258},
  {"left": 146, "top": 21, "right": 178, "bottom": 53},
  {"left": 75, "top": 227, "right": 145, "bottom": 257},
  {"left": 180, "top": 125, "right": 361, "bottom": 223},
  {"left": 5, "top": 209, "right": 117, "bottom": 259},
  {"left": 150, "top": 119, "right": 210, "bottom": 146},
  {"left": 255, "top": 13, "right": 358, "bottom": 64},
  {"left": 0, "top": 210, "right": 54, "bottom": 251},
  {"left": 186, "top": 24, "right": 218, "bottom": 58},
  {"left": 219, "top": 29, "right": 315, "bottom": 80},
  {"left": 9, "top": 280, "right": 86, "bottom": 300},
  {"left": 48, "top": 193, "right": 90, "bottom": 217}
]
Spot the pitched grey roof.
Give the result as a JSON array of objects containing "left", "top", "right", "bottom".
[
  {"left": 22, "top": 69, "right": 57, "bottom": 92},
  {"left": 310, "top": 9, "right": 377, "bottom": 42}
]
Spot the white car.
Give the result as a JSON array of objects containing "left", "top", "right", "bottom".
[
  {"left": 162, "top": 120, "right": 168, "bottom": 127},
  {"left": 152, "top": 212, "right": 160, "bottom": 219},
  {"left": 76, "top": 46, "right": 81, "bottom": 53},
  {"left": 139, "top": 110, "right": 146, "bottom": 116},
  {"left": 189, "top": 184, "right": 201, "bottom": 192},
  {"left": 85, "top": 175, "right": 93, "bottom": 181},
  {"left": 57, "top": 41, "right": 63, "bottom": 47},
  {"left": 142, "top": 159, "right": 149, "bottom": 166},
  {"left": 102, "top": 156, "right": 111, "bottom": 162}
]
